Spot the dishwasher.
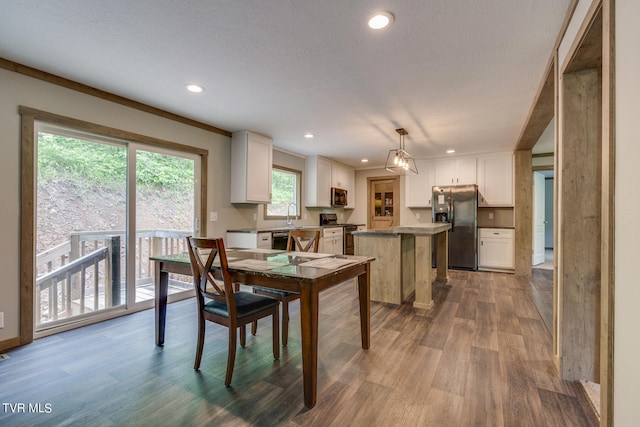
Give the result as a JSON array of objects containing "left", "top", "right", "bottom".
[{"left": 272, "top": 231, "right": 289, "bottom": 250}]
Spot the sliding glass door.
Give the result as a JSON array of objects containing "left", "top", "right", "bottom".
[
  {"left": 133, "top": 147, "right": 197, "bottom": 303},
  {"left": 35, "top": 125, "right": 199, "bottom": 333}
]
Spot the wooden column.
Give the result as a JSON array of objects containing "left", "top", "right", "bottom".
[
  {"left": 559, "top": 68, "right": 602, "bottom": 382},
  {"left": 434, "top": 232, "right": 448, "bottom": 282},
  {"left": 514, "top": 150, "right": 532, "bottom": 276},
  {"left": 413, "top": 235, "right": 433, "bottom": 309}
]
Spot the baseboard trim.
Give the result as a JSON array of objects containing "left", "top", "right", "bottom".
[{"left": 0, "top": 337, "right": 22, "bottom": 352}]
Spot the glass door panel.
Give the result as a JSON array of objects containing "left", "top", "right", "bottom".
[
  {"left": 134, "top": 148, "right": 196, "bottom": 303},
  {"left": 36, "top": 130, "right": 127, "bottom": 330}
]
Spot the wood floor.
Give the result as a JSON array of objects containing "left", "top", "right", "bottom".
[{"left": 0, "top": 270, "right": 597, "bottom": 426}]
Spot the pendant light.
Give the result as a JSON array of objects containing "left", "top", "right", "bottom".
[{"left": 385, "top": 128, "right": 418, "bottom": 175}]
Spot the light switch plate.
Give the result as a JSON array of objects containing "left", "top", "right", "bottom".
[
  {"left": 210, "top": 212, "right": 218, "bottom": 222},
  {"left": 0, "top": 312, "right": 4, "bottom": 329}
]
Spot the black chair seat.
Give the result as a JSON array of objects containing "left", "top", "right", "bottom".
[{"left": 204, "top": 291, "right": 279, "bottom": 318}]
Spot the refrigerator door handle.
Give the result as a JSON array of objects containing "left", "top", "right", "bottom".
[{"left": 449, "top": 197, "right": 455, "bottom": 231}]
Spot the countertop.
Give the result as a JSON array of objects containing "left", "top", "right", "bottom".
[
  {"left": 353, "top": 223, "right": 451, "bottom": 236},
  {"left": 227, "top": 224, "right": 365, "bottom": 233},
  {"left": 227, "top": 226, "right": 322, "bottom": 233}
]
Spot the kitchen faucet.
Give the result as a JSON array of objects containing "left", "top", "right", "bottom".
[{"left": 286, "top": 203, "right": 297, "bottom": 227}]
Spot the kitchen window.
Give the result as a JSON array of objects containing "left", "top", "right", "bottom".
[{"left": 265, "top": 165, "right": 301, "bottom": 219}]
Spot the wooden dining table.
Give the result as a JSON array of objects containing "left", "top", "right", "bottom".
[{"left": 151, "top": 248, "right": 374, "bottom": 408}]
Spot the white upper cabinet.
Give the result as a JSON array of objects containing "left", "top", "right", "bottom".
[
  {"left": 305, "top": 156, "right": 332, "bottom": 207},
  {"left": 477, "top": 152, "right": 514, "bottom": 206},
  {"left": 434, "top": 156, "right": 477, "bottom": 186},
  {"left": 230, "top": 131, "right": 273, "bottom": 203},
  {"left": 331, "top": 162, "right": 355, "bottom": 208},
  {"left": 331, "top": 163, "right": 348, "bottom": 188},
  {"left": 405, "top": 159, "right": 435, "bottom": 207}
]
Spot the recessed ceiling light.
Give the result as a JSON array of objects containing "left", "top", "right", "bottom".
[
  {"left": 368, "top": 11, "right": 394, "bottom": 30},
  {"left": 361, "top": 159, "right": 369, "bottom": 163},
  {"left": 446, "top": 149, "right": 456, "bottom": 154},
  {"left": 304, "top": 133, "right": 314, "bottom": 139},
  {"left": 185, "top": 84, "right": 205, "bottom": 93}
]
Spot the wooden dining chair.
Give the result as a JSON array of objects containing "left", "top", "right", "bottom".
[
  {"left": 252, "top": 229, "right": 321, "bottom": 346},
  {"left": 186, "top": 236, "right": 280, "bottom": 386}
]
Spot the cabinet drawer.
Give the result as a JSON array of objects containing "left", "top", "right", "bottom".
[
  {"left": 479, "top": 228, "right": 514, "bottom": 239},
  {"left": 257, "top": 232, "right": 272, "bottom": 249},
  {"left": 322, "top": 227, "right": 344, "bottom": 238}
]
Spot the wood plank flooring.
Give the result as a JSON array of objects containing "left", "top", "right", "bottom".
[{"left": 0, "top": 271, "right": 597, "bottom": 426}]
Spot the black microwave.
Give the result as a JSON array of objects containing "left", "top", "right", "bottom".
[{"left": 331, "top": 187, "right": 347, "bottom": 207}]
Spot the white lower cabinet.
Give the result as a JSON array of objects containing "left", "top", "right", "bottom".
[
  {"left": 226, "top": 231, "right": 272, "bottom": 249},
  {"left": 478, "top": 228, "right": 514, "bottom": 271},
  {"left": 319, "top": 227, "right": 344, "bottom": 255}
]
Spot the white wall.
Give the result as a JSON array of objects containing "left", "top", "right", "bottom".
[
  {"left": 614, "top": 0, "right": 640, "bottom": 423},
  {"left": 0, "top": 68, "right": 244, "bottom": 343}
]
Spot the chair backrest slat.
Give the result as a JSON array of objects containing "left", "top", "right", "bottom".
[
  {"left": 287, "top": 229, "right": 320, "bottom": 253},
  {"left": 186, "top": 236, "right": 236, "bottom": 314}
]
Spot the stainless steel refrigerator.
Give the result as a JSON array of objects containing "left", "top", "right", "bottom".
[{"left": 432, "top": 184, "right": 478, "bottom": 270}]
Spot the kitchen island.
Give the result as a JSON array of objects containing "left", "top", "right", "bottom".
[{"left": 354, "top": 223, "right": 450, "bottom": 309}]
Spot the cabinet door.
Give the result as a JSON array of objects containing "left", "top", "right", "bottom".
[
  {"left": 246, "top": 133, "right": 272, "bottom": 202},
  {"left": 317, "top": 158, "right": 332, "bottom": 206},
  {"left": 305, "top": 156, "right": 332, "bottom": 207},
  {"left": 434, "top": 157, "right": 476, "bottom": 186},
  {"left": 331, "top": 163, "right": 345, "bottom": 188},
  {"left": 344, "top": 167, "right": 356, "bottom": 209},
  {"left": 231, "top": 131, "right": 272, "bottom": 203},
  {"left": 406, "top": 159, "right": 434, "bottom": 207},
  {"left": 478, "top": 229, "right": 514, "bottom": 269},
  {"left": 454, "top": 157, "right": 477, "bottom": 185},
  {"left": 477, "top": 153, "right": 513, "bottom": 206},
  {"left": 434, "top": 159, "right": 455, "bottom": 185}
]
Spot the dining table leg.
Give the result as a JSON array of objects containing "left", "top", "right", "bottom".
[
  {"left": 299, "top": 282, "right": 319, "bottom": 408},
  {"left": 357, "top": 265, "right": 371, "bottom": 350},
  {"left": 155, "top": 263, "right": 168, "bottom": 346}
]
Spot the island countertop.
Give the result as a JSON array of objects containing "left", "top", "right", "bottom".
[{"left": 353, "top": 223, "right": 451, "bottom": 236}]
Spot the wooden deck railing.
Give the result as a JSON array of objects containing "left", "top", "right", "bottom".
[{"left": 35, "top": 230, "right": 191, "bottom": 327}]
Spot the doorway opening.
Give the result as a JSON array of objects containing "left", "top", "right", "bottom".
[{"left": 532, "top": 169, "right": 554, "bottom": 270}]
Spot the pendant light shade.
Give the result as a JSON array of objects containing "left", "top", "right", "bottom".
[{"left": 385, "top": 128, "right": 418, "bottom": 175}]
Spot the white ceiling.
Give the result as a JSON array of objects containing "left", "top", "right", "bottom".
[{"left": 1, "top": 1, "right": 568, "bottom": 169}]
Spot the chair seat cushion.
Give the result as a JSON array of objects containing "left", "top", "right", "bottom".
[
  {"left": 253, "top": 287, "right": 299, "bottom": 298},
  {"left": 203, "top": 291, "right": 279, "bottom": 319}
]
